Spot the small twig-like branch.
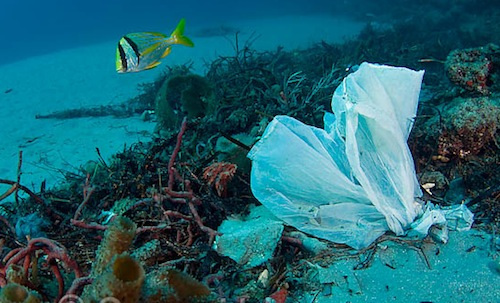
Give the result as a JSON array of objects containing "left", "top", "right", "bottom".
[
  {"left": 0, "top": 179, "right": 62, "bottom": 222},
  {"left": 0, "top": 179, "right": 43, "bottom": 205},
  {"left": 466, "top": 185, "right": 499, "bottom": 207},
  {"left": 0, "top": 214, "right": 15, "bottom": 236},
  {"left": 0, "top": 184, "right": 17, "bottom": 202},
  {"left": 136, "top": 223, "right": 172, "bottom": 235},
  {"left": 188, "top": 201, "right": 220, "bottom": 245},
  {"left": 418, "top": 58, "right": 445, "bottom": 64},
  {"left": 65, "top": 277, "right": 93, "bottom": 297},
  {"left": 220, "top": 132, "right": 251, "bottom": 151},
  {"left": 354, "top": 245, "right": 378, "bottom": 270},
  {"left": 303, "top": 66, "right": 340, "bottom": 105},
  {"left": 95, "top": 147, "right": 109, "bottom": 169},
  {"left": 73, "top": 174, "right": 95, "bottom": 221},
  {"left": 15, "top": 150, "right": 23, "bottom": 208},
  {"left": 70, "top": 219, "right": 106, "bottom": 231},
  {"left": 168, "top": 117, "right": 188, "bottom": 190},
  {"left": 283, "top": 71, "right": 306, "bottom": 104}
]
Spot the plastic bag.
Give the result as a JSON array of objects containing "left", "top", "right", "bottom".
[{"left": 248, "top": 63, "right": 425, "bottom": 249}]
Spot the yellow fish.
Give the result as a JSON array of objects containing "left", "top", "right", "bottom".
[{"left": 116, "top": 18, "right": 194, "bottom": 73}]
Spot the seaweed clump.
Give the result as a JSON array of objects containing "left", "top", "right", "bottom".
[{"left": 155, "top": 70, "right": 216, "bottom": 131}]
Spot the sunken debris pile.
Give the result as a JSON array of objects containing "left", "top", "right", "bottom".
[{"left": 1, "top": 17, "right": 500, "bottom": 302}]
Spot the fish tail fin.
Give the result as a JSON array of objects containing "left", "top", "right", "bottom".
[{"left": 171, "top": 18, "right": 195, "bottom": 47}]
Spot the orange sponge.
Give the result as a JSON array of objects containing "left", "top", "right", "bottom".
[
  {"left": 92, "top": 216, "right": 137, "bottom": 276},
  {"left": 0, "top": 282, "right": 41, "bottom": 303},
  {"left": 91, "top": 253, "right": 145, "bottom": 303}
]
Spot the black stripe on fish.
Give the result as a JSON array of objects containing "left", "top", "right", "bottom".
[
  {"left": 123, "top": 36, "right": 141, "bottom": 65},
  {"left": 118, "top": 41, "right": 127, "bottom": 71}
]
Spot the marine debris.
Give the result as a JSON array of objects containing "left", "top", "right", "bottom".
[
  {"left": 35, "top": 105, "right": 131, "bottom": 120},
  {"left": 1, "top": 6, "right": 500, "bottom": 302}
]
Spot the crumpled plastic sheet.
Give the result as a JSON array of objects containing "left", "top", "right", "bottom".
[
  {"left": 213, "top": 205, "right": 284, "bottom": 268},
  {"left": 248, "top": 62, "right": 473, "bottom": 249}
]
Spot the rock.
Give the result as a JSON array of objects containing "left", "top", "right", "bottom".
[{"left": 445, "top": 44, "right": 498, "bottom": 95}]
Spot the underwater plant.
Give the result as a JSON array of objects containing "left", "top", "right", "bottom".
[{"left": 155, "top": 73, "right": 215, "bottom": 131}]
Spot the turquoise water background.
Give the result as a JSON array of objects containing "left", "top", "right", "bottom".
[
  {"left": 4, "top": 0, "right": 496, "bottom": 65},
  {"left": 1, "top": 0, "right": 341, "bottom": 65}
]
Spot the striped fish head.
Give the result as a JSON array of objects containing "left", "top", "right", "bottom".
[
  {"left": 116, "top": 36, "right": 142, "bottom": 73},
  {"left": 116, "top": 43, "right": 126, "bottom": 72}
]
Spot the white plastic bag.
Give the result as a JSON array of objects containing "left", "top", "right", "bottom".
[{"left": 248, "top": 63, "right": 425, "bottom": 249}]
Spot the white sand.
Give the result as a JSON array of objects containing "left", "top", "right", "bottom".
[{"left": 304, "top": 229, "right": 500, "bottom": 302}]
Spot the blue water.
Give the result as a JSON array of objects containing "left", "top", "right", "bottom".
[
  {"left": 7, "top": 0, "right": 495, "bottom": 66},
  {"left": 0, "top": 0, "right": 347, "bottom": 65}
]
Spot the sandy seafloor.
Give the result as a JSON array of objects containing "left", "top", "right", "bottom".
[
  {"left": 0, "top": 14, "right": 499, "bottom": 302},
  {"left": 0, "top": 15, "right": 363, "bottom": 188}
]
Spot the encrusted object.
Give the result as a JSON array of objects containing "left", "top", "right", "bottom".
[
  {"left": 445, "top": 43, "right": 498, "bottom": 95},
  {"left": 436, "top": 96, "right": 499, "bottom": 159}
]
